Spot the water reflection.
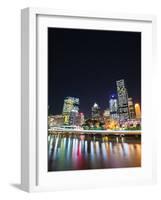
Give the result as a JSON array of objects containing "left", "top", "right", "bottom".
[{"left": 48, "top": 134, "right": 141, "bottom": 171}]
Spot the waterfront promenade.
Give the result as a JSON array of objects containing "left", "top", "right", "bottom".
[{"left": 48, "top": 128, "right": 141, "bottom": 136}]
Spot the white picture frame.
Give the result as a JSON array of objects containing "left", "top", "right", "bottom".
[{"left": 21, "top": 7, "right": 157, "bottom": 192}]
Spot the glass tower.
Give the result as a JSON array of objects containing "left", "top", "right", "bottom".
[{"left": 109, "top": 94, "right": 119, "bottom": 121}]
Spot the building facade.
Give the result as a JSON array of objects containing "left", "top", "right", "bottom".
[
  {"left": 48, "top": 115, "right": 64, "bottom": 128},
  {"left": 116, "top": 79, "right": 129, "bottom": 121},
  {"left": 69, "top": 111, "right": 84, "bottom": 126},
  {"left": 62, "top": 97, "right": 79, "bottom": 125},
  {"left": 78, "top": 112, "right": 85, "bottom": 126},
  {"left": 91, "top": 103, "right": 101, "bottom": 120},
  {"left": 128, "top": 97, "right": 135, "bottom": 119},
  {"left": 103, "top": 108, "right": 110, "bottom": 119},
  {"left": 135, "top": 103, "right": 141, "bottom": 119},
  {"left": 109, "top": 94, "right": 119, "bottom": 121},
  {"left": 69, "top": 110, "right": 78, "bottom": 125}
]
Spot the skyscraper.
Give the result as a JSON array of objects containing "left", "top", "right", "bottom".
[
  {"left": 135, "top": 103, "right": 141, "bottom": 119},
  {"left": 91, "top": 103, "right": 101, "bottom": 120},
  {"left": 69, "top": 110, "right": 78, "bottom": 125},
  {"left": 109, "top": 94, "right": 119, "bottom": 121},
  {"left": 62, "top": 97, "right": 79, "bottom": 125},
  {"left": 116, "top": 79, "right": 129, "bottom": 121},
  {"left": 128, "top": 97, "right": 135, "bottom": 119}
]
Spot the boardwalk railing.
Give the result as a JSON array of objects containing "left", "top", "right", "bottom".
[{"left": 48, "top": 128, "right": 141, "bottom": 136}]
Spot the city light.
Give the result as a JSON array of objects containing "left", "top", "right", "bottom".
[
  {"left": 48, "top": 79, "right": 141, "bottom": 132},
  {"left": 135, "top": 103, "right": 141, "bottom": 119},
  {"left": 47, "top": 28, "right": 141, "bottom": 172}
]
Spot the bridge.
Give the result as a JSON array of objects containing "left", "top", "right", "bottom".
[{"left": 48, "top": 128, "right": 141, "bottom": 136}]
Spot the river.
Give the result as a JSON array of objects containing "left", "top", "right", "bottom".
[{"left": 48, "top": 133, "right": 141, "bottom": 171}]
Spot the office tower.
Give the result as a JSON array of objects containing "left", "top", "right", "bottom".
[
  {"left": 103, "top": 108, "right": 110, "bottom": 129},
  {"left": 69, "top": 110, "right": 78, "bottom": 125},
  {"left": 116, "top": 79, "right": 129, "bottom": 121},
  {"left": 69, "top": 111, "right": 85, "bottom": 126},
  {"left": 62, "top": 97, "right": 79, "bottom": 125},
  {"left": 128, "top": 97, "right": 135, "bottom": 119},
  {"left": 75, "top": 112, "right": 85, "bottom": 126},
  {"left": 91, "top": 103, "right": 101, "bottom": 120},
  {"left": 103, "top": 108, "right": 110, "bottom": 119},
  {"left": 135, "top": 103, "right": 141, "bottom": 119},
  {"left": 109, "top": 94, "right": 119, "bottom": 121}
]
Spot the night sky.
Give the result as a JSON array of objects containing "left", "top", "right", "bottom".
[{"left": 48, "top": 28, "right": 141, "bottom": 117}]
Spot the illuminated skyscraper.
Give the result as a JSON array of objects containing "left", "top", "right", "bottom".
[
  {"left": 116, "top": 79, "right": 129, "bottom": 121},
  {"left": 109, "top": 94, "right": 119, "bottom": 121},
  {"left": 91, "top": 103, "right": 101, "bottom": 120},
  {"left": 62, "top": 97, "right": 79, "bottom": 125},
  {"left": 128, "top": 97, "right": 135, "bottom": 119},
  {"left": 135, "top": 103, "right": 141, "bottom": 119}
]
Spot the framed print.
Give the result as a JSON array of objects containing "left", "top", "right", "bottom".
[{"left": 21, "top": 8, "right": 156, "bottom": 192}]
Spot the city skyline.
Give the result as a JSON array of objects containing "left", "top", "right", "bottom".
[
  {"left": 48, "top": 79, "right": 140, "bottom": 119},
  {"left": 48, "top": 28, "right": 141, "bottom": 117}
]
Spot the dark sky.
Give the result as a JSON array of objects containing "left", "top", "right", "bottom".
[{"left": 48, "top": 28, "right": 141, "bottom": 117}]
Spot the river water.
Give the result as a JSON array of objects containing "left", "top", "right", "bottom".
[{"left": 48, "top": 134, "right": 141, "bottom": 171}]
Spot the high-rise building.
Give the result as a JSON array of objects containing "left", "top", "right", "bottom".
[
  {"left": 76, "top": 112, "right": 85, "bottom": 126},
  {"left": 135, "top": 103, "right": 141, "bottom": 119},
  {"left": 91, "top": 103, "right": 101, "bottom": 120},
  {"left": 109, "top": 94, "right": 119, "bottom": 121},
  {"left": 69, "top": 110, "right": 78, "bottom": 125},
  {"left": 128, "top": 97, "right": 135, "bottom": 119},
  {"left": 103, "top": 108, "right": 110, "bottom": 119},
  {"left": 69, "top": 111, "right": 84, "bottom": 126},
  {"left": 116, "top": 79, "right": 129, "bottom": 121},
  {"left": 62, "top": 97, "right": 79, "bottom": 125},
  {"left": 103, "top": 108, "right": 110, "bottom": 129}
]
